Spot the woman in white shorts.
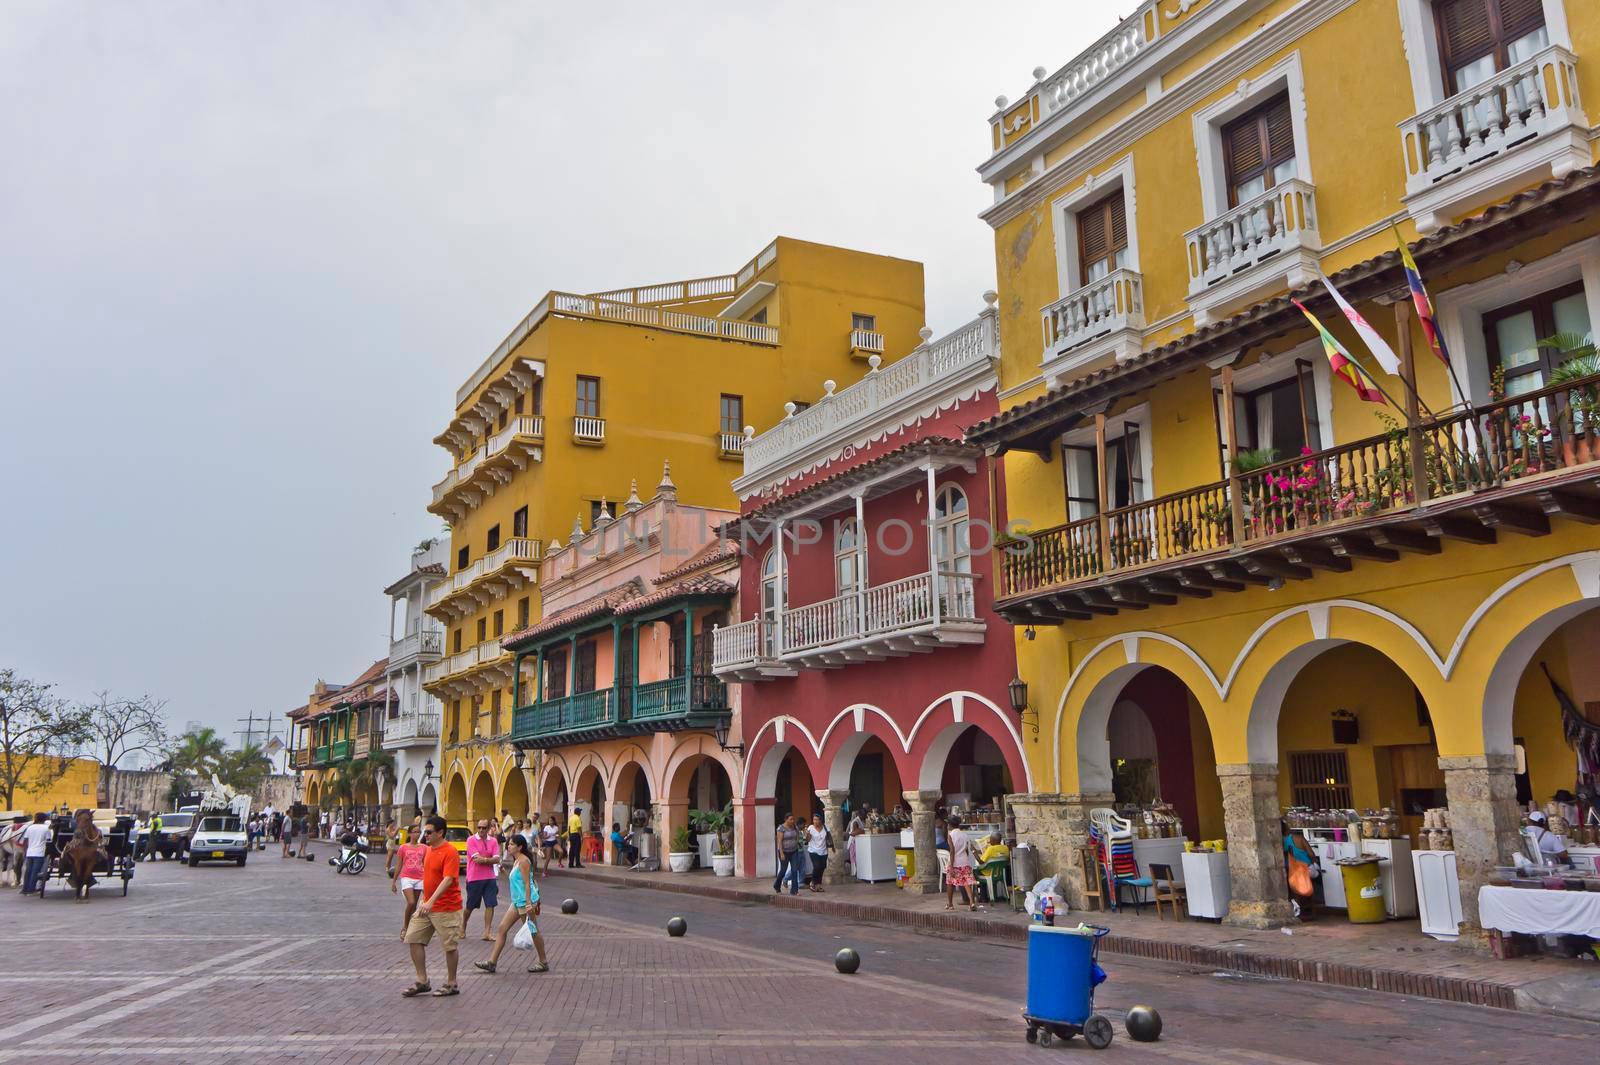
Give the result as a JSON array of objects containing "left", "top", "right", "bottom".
[{"left": 391, "top": 834, "right": 429, "bottom": 938}]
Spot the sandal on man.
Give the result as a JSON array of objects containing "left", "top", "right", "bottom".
[
  {"left": 431, "top": 984, "right": 460, "bottom": 997},
  {"left": 400, "top": 982, "right": 431, "bottom": 997},
  {"left": 473, "top": 961, "right": 496, "bottom": 974},
  {"left": 527, "top": 962, "right": 550, "bottom": 973}
]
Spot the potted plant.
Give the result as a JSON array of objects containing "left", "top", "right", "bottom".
[
  {"left": 1540, "top": 333, "right": 1600, "bottom": 466},
  {"left": 689, "top": 808, "right": 718, "bottom": 868},
  {"left": 693, "top": 804, "right": 735, "bottom": 876},
  {"left": 668, "top": 826, "right": 695, "bottom": 873}
]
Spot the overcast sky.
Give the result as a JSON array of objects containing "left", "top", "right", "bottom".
[{"left": 0, "top": 2, "right": 1100, "bottom": 746}]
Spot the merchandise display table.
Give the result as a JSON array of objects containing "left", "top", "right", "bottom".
[
  {"left": 854, "top": 833, "right": 900, "bottom": 883},
  {"left": 1479, "top": 885, "right": 1600, "bottom": 937},
  {"left": 1179, "top": 850, "right": 1230, "bottom": 919}
]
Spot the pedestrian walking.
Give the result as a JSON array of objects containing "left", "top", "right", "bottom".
[
  {"left": 391, "top": 828, "right": 428, "bottom": 937},
  {"left": 539, "top": 816, "right": 559, "bottom": 876},
  {"left": 19, "top": 813, "right": 51, "bottom": 895},
  {"left": 473, "top": 834, "right": 550, "bottom": 975},
  {"left": 944, "top": 814, "right": 979, "bottom": 912},
  {"left": 462, "top": 819, "right": 501, "bottom": 941},
  {"left": 804, "top": 814, "right": 831, "bottom": 892},
  {"left": 566, "top": 808, "right": 584, "bottom": 869},
  {"left": 772, "top": 814, "right": 802, "bottom": 896},
  {"left": 402, "top": 815, "right": 462, "bottom": 998},
  {"left": 281, "top": 813, "right": 297, "bottom": 858}
]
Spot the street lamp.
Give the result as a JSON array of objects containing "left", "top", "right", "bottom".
[
  {"left": 513, "top": 749, "right": 526, "bottom": 769},
  {"left": 713, "top": 717, "right": 743, "bottom": 756},
  {"left": 423, "top": 759, "right": 434, "bottom": 780}
]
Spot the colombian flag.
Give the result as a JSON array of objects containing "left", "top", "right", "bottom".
[
  {"left": 1395, "top": 225, "right": 1451, "bottom": 365},
  {"left": 1293, "top": 299, "right": 1385, "bottom": 405}
]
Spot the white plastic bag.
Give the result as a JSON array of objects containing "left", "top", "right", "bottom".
[{"left": 512, "top": 918, "right": 535, "bottom": 950}]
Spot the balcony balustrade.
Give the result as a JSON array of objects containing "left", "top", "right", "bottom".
[
  {"left": 630, "top": 674, "right": 728, "bottom": 722},
  {"left": 292, "top": 747, "right": 312, "bottom": 770},
  {"left": 312, "top": 744, "right": 331, "bottom": 766},
  {"left": 422, "top": 637, "right": 506, "bottom": 687},
  {"left": 383, "top": 712, "right": 442, "bottom": 747},
  {"left": 998, "top": 372, "right": 1600, "bottom": 620},
  {"left": 431, "top": 416, "right": 545, "bottom": 513},
  {"left": 573, "top": 416, "right": 606, "bottom": 444},
  {"left": 389, "top": 628, "right": 444, "bottom": 663},
  {"left": 712, "top": 570, "right": 983, "bottom": 679},
  {"left": 1040, "top": 269, "right": 1143, "bottom": 380},
  {"left": 425, "top": 538, "right": 542, "bottom": 614},
  {"left": 1185, "top": 178, "right": 1320, "bottom": 302},
  {"left": 718, "top": 431, "right": 746, "bottom": 457},
  {"left": 849, "top": 328, "right": 885, "bottom": 357},
  {"left": 1399, "top": 46, "right": 1587, "bottom": 233}
]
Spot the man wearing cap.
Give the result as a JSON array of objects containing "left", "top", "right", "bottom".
[{"left": 1527, "top": 811, "right": 1570, "bottom": 865}]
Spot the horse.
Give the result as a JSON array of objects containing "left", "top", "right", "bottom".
[{"left": 61, "top": 809, "right": 106, "bottom": 902}]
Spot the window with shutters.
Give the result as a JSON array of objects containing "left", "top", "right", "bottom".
[
  {"left": 544, "top": 646, "right": 568, "bottom": 700},
  {"left": 1221, "top": 93, "right": 1297, "bottom": 207},
  {"left": 1433, "top": 0, "right": 1548, "bottom": 95},
  {"left": 575, "top": 375, "right": 600, "bottom": 418},
  {"left": 512, "top": 506, "right": 528, "bottom": 539},
  {"left": 1058, "top": 407, "right": 1152, "bottom": 518},
  {"left": 573, "top": 640, "right": 598, "bottom": 694},
  {"left": 1076, "top": 190, "right": 1129, "bottom": 283}
]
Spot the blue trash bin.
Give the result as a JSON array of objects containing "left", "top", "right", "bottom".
[{"left": 1025, "top": 924, "right": 1099, "bottom": 1026}]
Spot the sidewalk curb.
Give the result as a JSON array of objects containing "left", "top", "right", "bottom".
[{"left": 554, "top": 866, "right": 1519, "bottom": 1011}]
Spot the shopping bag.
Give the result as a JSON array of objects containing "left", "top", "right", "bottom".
[
  {"left": 1287, "top": 857, "right": 1313, "bottom": 897},
  {"left": 512, "top": 918, "right": 535, "bottom": 951}
]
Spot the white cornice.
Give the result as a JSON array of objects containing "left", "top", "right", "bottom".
[{"left": 980, "top": 0, "right": 1361, "bottom": 230}]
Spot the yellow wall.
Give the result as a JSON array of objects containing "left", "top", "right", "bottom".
[
  {"left": 3, "top": 757, "right": 100, "bottom": 815},
  {"left": 433, "top": 239, "right": 926, "bottom": 785}
]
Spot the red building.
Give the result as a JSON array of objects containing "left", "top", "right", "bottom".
[{"left": 713, "top": 300, "right": 1029, "bottom": 889}]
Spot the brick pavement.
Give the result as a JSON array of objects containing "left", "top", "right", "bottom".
[
  {"left": 0, "top": 850, "right": 1591, "bottom": 1063},
  {"left": 550, "top": 863, "right": 1600, "bottom": 1015}
]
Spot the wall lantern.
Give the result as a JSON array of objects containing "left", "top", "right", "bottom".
[
  {"left": 423, "top": 758, "right": 435, "bottom": 780},
  {"left": 714, "top": 717, "right": 744, "bottom": 757},
  {"left": 1008, "top": 674, "right": 1029, "bottom": 715},
  {"left": 1331, "top": 709, "right": 1359, "bottom": 745},
  {"left": 514, "top": 748, "right": 526, "bottom": 769}
]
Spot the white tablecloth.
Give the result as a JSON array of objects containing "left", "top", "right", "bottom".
[{"left": 1478, "top": 885, "right": 1600, "bottom": 937}]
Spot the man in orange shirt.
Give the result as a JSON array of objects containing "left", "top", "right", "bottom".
[{"left": 402, "top": 814, "right": 463, "bottom": 997}]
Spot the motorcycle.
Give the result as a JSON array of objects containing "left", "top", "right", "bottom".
[{"left": 329, "top": 834, "right": 369, "bottom": 875}]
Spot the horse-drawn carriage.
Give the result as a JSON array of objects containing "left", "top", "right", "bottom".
[{"left": 34, "top": 813, "right": 136, "bottom": 899}]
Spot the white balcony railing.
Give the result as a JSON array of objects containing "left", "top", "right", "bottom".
[
  {"left": 424, "top": 637, "right": 507, "bottom": 686},
  {"left": 713, "top": 571, "right": 981, "bottom": 676},
  {"left": 550, "top": 292, "right": 779, "bottom": 345},
  {"left": 573, "top": 416, "right": 606, "bottom": 443},
  {"left": 488, "top": 414, "right": 544, "bottom": 455},
  {"left": 384, "top": 712, "right": 441, "bottom": 745},
  {"left": 850, "top": 328, "right": 885, "bottom": 353},
  {"left": 389, "top": 629, "right": 444, "bottom": 663},
  {"left": 718, "top": 431, "right": 746, "bottom": 455},
  {"left": 1185, "top": 178, "right": 1320, "bottom": 295},
  {"left": 1400, "top": 46, "right": 1585, "bottom": 197},
  {"left": 1041, "top": 269, "right": 1143, "bottom": 355},
  {"left": 431, "top": 445, "right": 487, "bottom": 505},
  {"left": 742, "top": 312, "right": 997, "bottom": 478},
  {"left": 426, "top": 538, "right": 542, "bottom": 611}
]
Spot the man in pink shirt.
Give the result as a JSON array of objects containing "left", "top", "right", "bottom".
[{"left": 462, "top": 818, "right": 501, "bottom": 941}]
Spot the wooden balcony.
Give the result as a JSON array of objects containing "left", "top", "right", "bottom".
[
  {"left": 997, "top": 373, "right": 1600, "bottom": 624},
  {"left": 510, "top": 674, "right": 730, "bottom": 749},
  {"left": 630, "top": 674, "right": 729, "bottom": 726},
  {"left": 292, "top": 747, "right": 312, "bottom": 770}
]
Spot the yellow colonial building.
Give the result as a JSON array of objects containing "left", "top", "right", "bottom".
[
  {"left": 424, "top": 238, "right": 926, "bottom": 828},
  {"left": 973, "top": 0, "right": 1600, "bottom": 932}
]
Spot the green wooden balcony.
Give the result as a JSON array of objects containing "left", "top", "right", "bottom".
[
  {"left": 331, "top": 738, "right": 352, "bottom": 761},
  {"left": 631, "top": 674, "right": 728, "bottom": 723},
  {"left": 511, "top": 676, "right": 729, "bottom": 748},
  {"left": 312, "top": 744, "right": 331, "bottom": 766}
]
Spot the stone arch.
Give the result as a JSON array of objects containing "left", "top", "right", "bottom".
[
  {"left": 1052, "top": 633, "right": 1225, "bottom": 789},
  {"left": 444, "top": 772, "right": 468, "bottom": 822},
  {"left": 662, "top": 734, "right": 743, "bottom": 807},
  {"left": 1458, "top": 554, "right": 1600, "bottom": 757},
  {"left": 538, "top": 759, "right": 569, "bottom": 815},
  {"left": 305, "top": 777, "right": 321, "bottom": 809},
  {"left": 572, "top": 760, "right": 606, "bottom": 831},
  {"left": 401, "top": 777, "right": 420, "bottom": 821},
  {"left": 816, "top": 705, "right": 915, "bottom": 794},
  {"left": 469, "top": 769, "right": 497, "bottom": 823},
  {"left": 420, "top": 781, "right": 438, "bottom": 817},
  {"left": 500, "top": 766, "right": 530, "bottom": 820},
  {"left": 908, "top": 692, "right": 1030, "bottom": 796}
]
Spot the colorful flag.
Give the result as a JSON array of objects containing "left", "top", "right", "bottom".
[
  {"left": 1293, "top": 299, "right": 1385, "bottom": 405},
  {"left": 1394, "top": 225, "right": 1451, "bottom": 365},
  {"left": 1318, "top": 270, "right": 1401, "bottom": 375}
]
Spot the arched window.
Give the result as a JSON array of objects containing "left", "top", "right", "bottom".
[
  {"left": 760, "top": 548, "right": 786, "bottom": 655},
  {"left": 933, "top": 485, "right": 973, "bottom": 617},
  {"left": 834, "top": 518, "right": 866, "bottom": 596}
]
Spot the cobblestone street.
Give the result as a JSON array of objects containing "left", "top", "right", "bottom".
[{"left": 0, "top": 852, "right": 1591, "bottom": 1064}]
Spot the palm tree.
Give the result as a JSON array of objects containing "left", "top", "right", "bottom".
[
  {"left": 217, "top": 744, "right": 273, "bottom": 794},
  {"left": 169, "top": 727, "right": 226, "bottom": 778}
]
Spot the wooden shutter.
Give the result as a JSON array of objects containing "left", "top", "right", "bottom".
[
  {"left": 1498, "top": 0, "right": 1546, "bottom": 40},
  {"left": 1222, "top": 112, "right": 1265, "bottom": 187},
  {"left": 1438, "top": 0, "right": 1493, "bottom": 66},
  {"left": 1264, "top": 96, "right": 1294, "bottom": 163},
  {"left": 1078, "top": 203, "right": 1109, "bottom": 269}
]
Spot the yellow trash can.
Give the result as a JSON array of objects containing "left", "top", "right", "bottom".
[
  {"left": 894, "top": 847, "right": 916, "bottom": 888},
  {"left": 1338, "top": 857, "right": 1386, "bottom": 923}
]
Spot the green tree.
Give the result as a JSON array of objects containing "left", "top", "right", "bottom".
[
  {"left": 217, "top": 744, "right": 273, "bottom": 795},
  {"left": 0, "top": 670, "right": 90, "bottom": 810},
  {"left": 169, "top": 727, "right": 226, "bottom": 779}
]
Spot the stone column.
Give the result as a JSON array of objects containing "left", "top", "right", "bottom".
[
  {"left": 1008, "top": 792, "right": 1113, "bottom": 909},
  {"left": 903, "top": 789, "right": 942, "bottom": 894},
  {"left": 1441, "top": 753, "right": 1522, "bottom": 944},
  {"left": 1217, "top": 763, "right": 1293, "bottom": 929},
  {"left": 817, "top": 789, "right": 850, "bottom": 885}
]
